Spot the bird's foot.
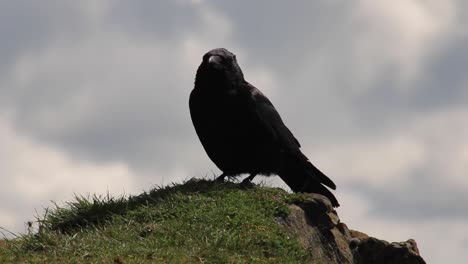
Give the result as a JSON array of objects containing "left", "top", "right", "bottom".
[
  {"left": 240, "top": 178, "right": 255, "bottom": 189},
  {"left": 239, "top": 173, "right": 257, "bottom": 189},
  {"left": 215, "top": 173, "right": 226, "bottom": 182}
]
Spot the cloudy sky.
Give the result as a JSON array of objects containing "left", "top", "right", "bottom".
[{"left": 1, "top": 1, "right": 467, "bottom": 262}]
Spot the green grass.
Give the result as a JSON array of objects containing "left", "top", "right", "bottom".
[{"left": 0, "top": 179, "right": 313, "bottom": 263}]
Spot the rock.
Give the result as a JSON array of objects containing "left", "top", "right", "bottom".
[
  {"left": 278, "top": 194, "right": 426, "bottom": 264},
  {"left": 351, "top": 237, "right": 425, "bottom": 264}
]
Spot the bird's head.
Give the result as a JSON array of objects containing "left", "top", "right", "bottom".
[{"left": 195, "top": 48, "right": 245, "bottom": 89}]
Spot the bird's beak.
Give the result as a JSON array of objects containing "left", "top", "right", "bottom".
[{"left": 208, "top": 55, "right": 222, "bottom": 65}]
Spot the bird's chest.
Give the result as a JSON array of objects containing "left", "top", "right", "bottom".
[{"left": 198, "top": 93, "right": 253, "bottom": 137}]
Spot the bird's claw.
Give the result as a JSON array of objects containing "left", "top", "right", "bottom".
[
  {"left": 240, "top": 178, "right": 254, "bottom": 189},
  {"left": 215, "top": 175, "right": 226, "bottom": 182}
]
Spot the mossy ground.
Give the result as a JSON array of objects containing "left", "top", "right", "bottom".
[{"left": 0, "top": 179, "right": 314, "bottom": 263}]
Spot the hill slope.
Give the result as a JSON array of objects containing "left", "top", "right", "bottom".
[{"left": 0, "top": 179, "right": 425, "bottom": 263}]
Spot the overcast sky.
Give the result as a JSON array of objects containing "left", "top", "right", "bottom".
[{"left": 1, "top": 1, "right": 467, "bottom": 263}]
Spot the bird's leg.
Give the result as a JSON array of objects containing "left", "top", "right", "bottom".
[
  {"left": 215, "top": 172, "right": 227, "bottom": 182},
  {"left": 240, "top": 173, "right": 257, "bottom": 187}
]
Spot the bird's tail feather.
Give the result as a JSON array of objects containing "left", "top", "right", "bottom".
[
  {"left": 301, "top": 152, "right": 336, "bottom": 190},
  {"left": 279, "top": 152, "right": 339, "bottom": 207}
]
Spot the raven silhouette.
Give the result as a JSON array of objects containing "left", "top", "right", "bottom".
[{"left": 189, "top": 48, "right": 339, "bottom": 207}]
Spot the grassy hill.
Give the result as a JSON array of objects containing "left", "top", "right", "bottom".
[
  {"left": 0, "top": 179, "right": 314, "bottom": 263},
  {"left": 0, "top": 179, "right": 426, "bottom": 264}
]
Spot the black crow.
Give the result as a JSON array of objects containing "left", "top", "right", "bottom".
[{"left": 189, "top": 48, "right": 339, "bottom": 207}]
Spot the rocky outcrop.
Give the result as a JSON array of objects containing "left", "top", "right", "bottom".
[{"left": 278, "top": 194, "right": 425, "bottom": 264}]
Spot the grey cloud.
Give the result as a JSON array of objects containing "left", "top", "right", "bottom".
[
  {"left": 0, "top": 2, "right": 219, "bottom": 179},
  {"left": 208, "top": 1, "right": 354, "bottom": 74},
  {"left": 414, "top": 36, "right": 468, "bottom": 108},
  {"left": 348, "top": 173, "right": 468, "bottom": 220},
  {"left": 2, "top": 0, "right": 466, "bottom": 187},
  {"left": 207, "top": 1, "right": 468, "bottom": 140},
  {"left": 106, "top": 1, "right": 205, "bottom": 40},
  {"left": 6, "top": 56, "right": 201, "bottom": 177},
  {"left": 0, "top": 2, "right": 90, "bottom": 78},
  {"left": 0, "top": 1, "right": 465, "bottom": 184},
  {"left": 4, "top": 0, "right": 466, "bottom": 175},
  {"left": 347, "top": 34, "right": 468, "bottom": 125}
]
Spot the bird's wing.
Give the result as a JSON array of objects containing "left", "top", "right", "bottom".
[
  {"left": 245, "top": 83, "right": 336, "bottom": 190},
  {"left": 245, "top": 83, "right": 300, "bottom": 149}
]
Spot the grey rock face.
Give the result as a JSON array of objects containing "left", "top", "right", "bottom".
[{"left": 279, "top": 194, "right": 426, "bottom": 264}]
